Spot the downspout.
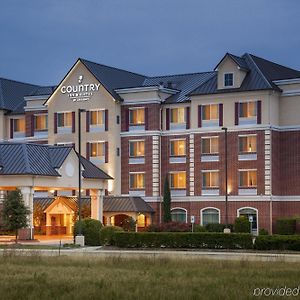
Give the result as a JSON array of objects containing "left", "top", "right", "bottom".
[{"left": 159, "top": 106, "right": 162, "bottom": 224}]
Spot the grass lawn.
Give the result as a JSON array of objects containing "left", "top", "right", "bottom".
[{"left": 0, "top": 255, "right": 299, "bottom": 300}]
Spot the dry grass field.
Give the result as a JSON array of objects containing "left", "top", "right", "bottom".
[{"left": 0, "top": 253, "right": 299, "bottom": 299}]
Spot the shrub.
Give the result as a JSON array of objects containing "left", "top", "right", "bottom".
[
  {"left": 146, "top": 221, "right": 191, "bottom": 232},
  {"left": 276, "top": 218, "right": 296, "bottom": 235},
  {"left": 74, "top": 218, "right": 102, "bottom": 246},
  {"left": 99, "top": 226, "right": 123, "bottom": 246},
  {"left": 121, "top": 217, "right": 136, "bottom": 232},
  {"left": 114, "top": 232, "right": 253, "bottom": 249},
  {"left": 205, "top": 223, "right": 225, "bottom": 232},
  {"left": 259, "top": 228, "right": 269, "bottom": 235},
  {"left": 234, "top": 217, "right": 251, "bottom": 233},
  {"left": 255, "top": 235, "right": 300, "bottom": 251},
  {"left": 193, "top": 225, "right": 207, "bottom": 232}
]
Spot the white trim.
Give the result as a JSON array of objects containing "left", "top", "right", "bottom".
[
  {"left": 200, "top": 207, "right": 221, "bottom": 226},
  {"left": 273, "top": 78, "right": 300, "bottom": 85},
  {"left": 171, "top": 207, "right": 188, "bottom": 223},
  {"left": 282, "top": 89, "right": 300, "bottom": 97},
  {"left": 24, "top": 106, "right": 47, "bottom": 112}
]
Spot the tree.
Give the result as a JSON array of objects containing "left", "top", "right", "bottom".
[
  {"left": 2, "top": 189, "right": 30, "bottom": 243},
  {"left": 163, "top": 176, "right": 172, "bottom": 223}
]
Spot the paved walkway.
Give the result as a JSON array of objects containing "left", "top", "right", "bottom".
[{"left": 1, "top": 247, "right": 300, "bottom": 262}]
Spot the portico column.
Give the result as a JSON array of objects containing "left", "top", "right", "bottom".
[
  {"left": 91, "top": 189, "right": 103, "bottom": 223},
  {"left": 20, "top": 186, "right": 34, "bottom": 240}
]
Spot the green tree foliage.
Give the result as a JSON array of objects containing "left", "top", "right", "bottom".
[
  {"left": 163, "top": 176, "right": 171, "bottom": 223},
  {"left": 2, "top": 189, "right": 30, "bottom": 243}
]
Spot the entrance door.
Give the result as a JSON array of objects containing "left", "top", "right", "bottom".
[{"left": 238, "top": 208, "right": 258, "bottom": 235}]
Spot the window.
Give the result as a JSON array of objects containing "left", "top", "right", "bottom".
[
  {"left": 13, "top": 119, "right": 25, "bottom": 133},
  {"left": 239, "top": 136, "right": 257, "bottom": 153},
  {"left": 170, "top": 172, "right": 186, "bottom": 189},
  {"left": 202, "top": 104, "right": 219, "bottom": 121},
  {"left": 90, "top": 110, "right": 104, "bottom": 126},
  {"left": 90, "top": 142, "right": 105, "bottom": 159},
  {"left": 171, "top": 208, "right": 187, "bottom": 223},
  {"left": 238, "top": 208, "right": 258, "bottom": 233},
  {"left": 34, "top": 114, "right": 48, "bottom": 131},
  {"left": 170, "top": 139, "right": 186, "bottom": 156},
  {"left": 239, "top": 102, "right": 257, "bottom": 118},
  {"left": 224, "top": 73, "right": 233, "bottom": 87},
  {"left": 201, "top": 208, "right": 220, "bottom": 226},
  {"left": 129, "top": 140, "right": 145, "bottom": 157},
  {"left": 202, "top": 137, "right": 219, "bottom": 154},
  {"left": 170, "top": 108, "right": 186, "bottom": 124},
  {"left": 57, "top": 112, "right": 72, "bottom": 128},
  {"left": 129, "top": 173, "right": 145, "bottom": 189},
  {"left": 239, "top": 170, "right": 257, "bottom": 187},
  {"left": 129, "top": 108, "right": 145, "bottom": 125},
  {"left": 202, "top": 171, "right": 219, "bottom": 188},
  {"left": 137, "top": 214, "right": 146, "bottom": 227}
]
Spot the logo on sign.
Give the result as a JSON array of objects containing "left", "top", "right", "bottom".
[{"left": 60, "top": 75, "right": 100, "bottom": 102}]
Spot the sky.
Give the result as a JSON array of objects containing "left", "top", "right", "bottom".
[{"left": 0, "top": 0, "right": 299, "bottom": 86}]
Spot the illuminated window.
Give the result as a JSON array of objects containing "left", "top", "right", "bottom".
[
  {"left": 202, "top": 171, "right": 219, "bottom": 188},
  {"left": 170, "top": 108, "right": 185, "bottom": 124},
  {"left": 90, "top": 110, "right": 104, "bottom": 126},
  {"left": 34, "top": 114, "right": 48, "bottom": 131},
  {"left": 239, "top": 170, "right": 257, "bottom": 187},
  {"left": 170, "top": 139, "right": 186, "bottom": 156},
  {"left": 170, "top": 172, "right": 186, "bottom": 189},
  {"left": 202, "top": 137, "right": 219, "bottom": 154},
  {"left": 224, "top": 73, "right": 233, "bottom": 87},
  {"left": 129, "top": 140, "right": 145, "bottom": 157},
  {"left": 239, "top": 102, "right": 257, "bottom": 118},
  {"left": 202, "top": 104, "right": 219, "bottom": 121},
  {"left": 90, "top": 142, "right": 105, "bottom": 159},
  {"left": 239, "top": 136, "right": 257, "bottom": 153},
  {"left": 171, "top": 208, "right": 187, "bottom": 223},
  {"left": 129, "top": 173, "right": 145, "bottom": 189},
  {"left": 137, "top": 214, "right": 145, "bottom": 227},
  {"left": 57, "top": 112, "right": 72, "bottom": 128},
  {"left": 129, "top": 108, "right": 145, "bottom": 125},
  {"left": 13, "top": 119, "right": 25, "bottom": 132},
  {"left": 201, "top": 208, "right": 220, "bottom": 225}
]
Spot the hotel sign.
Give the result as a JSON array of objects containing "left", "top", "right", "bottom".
[{"left": 60, "top": 75, "right": 100, "bottom": 102}]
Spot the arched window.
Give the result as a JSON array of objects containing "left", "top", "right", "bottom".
[
  {"left": 201, "top": 208, "right": 220, "bottom": 226},
  {"left": 171, "top": 208, "right": 187, "bottom": 223},
  {"left": 238, "top": 207, "right": 258, "bottom": 233}
]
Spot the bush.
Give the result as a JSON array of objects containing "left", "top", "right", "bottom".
[
  {"left": 255, "top": 235, "right": 300, "bottom": 251},
  {"left": 193, "top": 225, "right": 207, "bottom": 232},
  {"left": 276, "top": 218, "right": 296, "bottom": 235},
  {"left": 121, "top": 217, "right": 136, "bottom": 232},
  {"left": 234, "top": 217, "right": 251, "bottom": 233},
  {"left": 99, "top": 226, "right": 123, "bottom": 246},
  {"left": 74, "top": 218, "right": 102, "bottom": 246},
  {"left": 205, "top": 223, "right": 225, "bottom": 232},
  {"left": 259, "top": 228, "right": 269, "bottom": 235},
  {"left": 114, "top": 232, "right": 253, "bottom": 249},
  {"left": 146, "top": 222, "right": 191, "bottom": 232}
]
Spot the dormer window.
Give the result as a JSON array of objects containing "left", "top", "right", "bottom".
[{"left": 224, "top": 73, "right": 233, "bottom": 87}]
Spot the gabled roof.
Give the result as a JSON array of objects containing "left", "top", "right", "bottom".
[
  {"left": 0, "top": 78, "right": 40, "bottom": 114},
  {"left": 215, "top": 52, "right": 249, "bottom": 71},
  {"left": 80, "top": 59, "right": 147, "bottom": 101},
  {"left": 103, "top": 196, "right": 155, "bottom": 213},
  {"left": 0, "top": 143, "right": 111, "bottom": 180}
]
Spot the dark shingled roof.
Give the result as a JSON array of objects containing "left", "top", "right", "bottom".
[
  {"left": 103, "top": 196, "right": 154, "bottom": 213},
  {"left": 0, "top": 143, "right": 111, "bottom": 180},
  {"left": 29, "top": 86, "right": 56, "bottom": 97},
  {"left": 0, "top": 78, "right": 40, "bottom": 114}
]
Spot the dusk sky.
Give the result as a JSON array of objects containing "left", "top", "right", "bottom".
[{"left": 0, "top": 0, "right": 299, "bottom": 86}]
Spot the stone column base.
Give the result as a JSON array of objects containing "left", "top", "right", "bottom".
[
  {"left": 18, "top": 228, "right": 34, "bottom": 240},
  {"left": 75, "top": 235, "right": 85, "bottom": 246}
]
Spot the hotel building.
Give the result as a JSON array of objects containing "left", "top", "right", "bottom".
[{"left": 1, "top": 52, "right": 300, "bottom": 235}]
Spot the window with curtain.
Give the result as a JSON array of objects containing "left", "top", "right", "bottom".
[
  {"left": 202, "top": 104, "right": 219, "bottom": 121},
  {"left": 57, "top": 112, "right": 72, "bottom": 128},
  {"left": 239, "top": 102, "right": 257, "bottom": 118},
  {"left": 170, "top": 172, "right": 186, "bottom": 189},
  {"left": 90, "top": 110, "right": 104, "bottom": 126},
  {"left": 202, "top": 171, "right": 219, "bottom": 188},
  {"left": 170, "top": 108, "right": 186, "bottom": 124},
  {"left": 171, "top": 208, "right": 187, "bottom": 223},
  {"left": 170, "top": 139, "right": 186, "bottom": 156},
  {"left": 202, "top": 208, "right": 220, "bottom": 225},
  {"left": 239, "top": 136, "right": 257, "bottom": 153},
  {"left": 34, "top": 114, "right": 48, "bottom": 131},
  {"left": 129, "top": 140, "right": 145, "bottom": 157},
  {"left": 201, "top": 137, "right": 219, "bottom": 154},
  {"left": 129, "top": 173, "right": 145, "bottom": 189},
  {"left": 129, "top": 108, "right": 145, "bottom": 125},
  {"left": 90, "top": 142, "right": 105, "bottom": 158},
  {"left": 13, "top": 118, "right": 25, "bottom": 132},
  {"left": 239, "top": 170, "right": 257, "bottom": 187}
]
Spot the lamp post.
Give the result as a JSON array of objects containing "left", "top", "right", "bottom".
[
  {"left": 222, "top": 127, "right": 230, "bottom": 232},
  {"left": 77, "top": 108, "right": 86, "bottom": 238}
]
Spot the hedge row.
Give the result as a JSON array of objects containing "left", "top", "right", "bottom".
[
  {"left": 114, "top": 232, "right": 253, "bottom": 249},
  {"left": 255, "top": 235, "right": 300, "bottom": 251}
]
